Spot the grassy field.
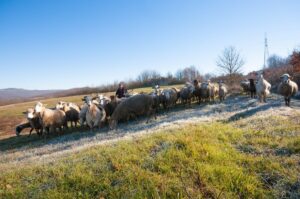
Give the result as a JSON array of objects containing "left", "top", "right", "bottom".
[
  {"left": 0, "top": 110, "right": 299, "bottom": 198},
  {"left": 0, "top": 85, "right": 299, "bottom": 198},
  {"left": 0, "top": 85, "right": 181, "bottom": 139}
]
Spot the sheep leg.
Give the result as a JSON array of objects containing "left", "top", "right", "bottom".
[
  {"left": 36, "top": 129, "right": 42, "bottom": 136},
  {"left": 263, "top": 94, "right": 267, "bottom": 103},
  {"left": 52, "top": 126, "right": 57, "bottom": 135},
  {"left": 28, "top": 128, "right": 33, "bottom": 137},
  {"left": 286, "top": 97, "right": 291, "bottom": 106},
  {"left": 64, "top": 121, "right": 68, "bottom": 130},
  {"left": 146, "top": 108, "right": 155, "bottom": 123},
  {"left": 39, "top": 128, "right": 43, "bottom": 136},
  {"left": 44, "top": 126, "right": 50, "bottom": 137},
  {"left": 284, "top": 97, "right": 288, "bottom": 106},
  {"left": 259, "top": 95, "right": 262, "bottom": 103},
  {"left": 46, "top": 127, "right": 49, "bottom": 135},
  {"left": 42, "top": 128, "right": 47, "bottom": 139},
  {"left": 36, "top": 129, "right": 40, "bottom": 136}
]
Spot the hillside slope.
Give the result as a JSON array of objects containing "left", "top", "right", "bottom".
[
  {"left": 0, "top": 88, "right": 63, "bottom": 100},
  {"left": 1, "top": 97, "right": 299, "bottom": 198}
]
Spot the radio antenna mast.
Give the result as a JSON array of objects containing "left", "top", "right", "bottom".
[{"left": 263, "top": 33, "right": 269, "bottom": 69}]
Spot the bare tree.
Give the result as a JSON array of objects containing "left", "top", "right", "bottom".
[
  {"left": 216, "top": 46, "right": 245, "bottom": 76},
  {"left": 166, "top": 72, "right": 173, "bottom": 79},
  {"left": 149, "top": 70, "right": 161, "bottom": 79},
  {"left": 267, "top": 54, "right": 289, "bottom": 68},
  {"left": 137, "top": 70, "right": 160, "bottom": 82},
  {"left": 203, "top": 73, "right": 215, "bottom": 81},
  {"left": 182, "top": 66, "right": 201, "bottom": 82},
  {"left": 175, "top": 69, "right": 184, "bottom": 80}
]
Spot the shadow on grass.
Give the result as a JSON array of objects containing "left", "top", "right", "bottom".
[
  {"left": 0, "top": 126, "right": 106, "bottom": 152},
  {"left": 1, "top": 94, "right": 298, "bottom": 153},
  {"left": 0, "top": 102, "right": 208, "bottom": 153},
  {"left": 227, "top": 102, "right": 282, "bottom": 122}
]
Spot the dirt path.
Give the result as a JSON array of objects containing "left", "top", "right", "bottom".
[{"left": 1, "top": 94, "right": 299, "bottom": 169}]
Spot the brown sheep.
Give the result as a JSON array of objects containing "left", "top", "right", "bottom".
[
  {"left": 218, "top": 82, "right": 228, "bottom": 102},
  {"left": 56, "top": 102, "right": 80, "bottom": 128},
  {"left": 109, "top": 94, "right": 156, "bottom": 129},
  {"left": 278, "top": 73, "right": 299, "bottom": 106},
  {"left": 193, "top": 80, "right": 202, "bottom": 104},
  {"left": 34, "top": 102, "right": 67, "bottom": 134}
]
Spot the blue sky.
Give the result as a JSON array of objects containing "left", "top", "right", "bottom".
[{"left": 0, "top": 0, "right": 299, "bottom": 89}]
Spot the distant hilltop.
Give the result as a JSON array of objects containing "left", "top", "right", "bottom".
[{"left": 0, "top": 88, "right": 62, "bottom": 102}]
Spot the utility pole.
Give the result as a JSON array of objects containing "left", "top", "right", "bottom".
[{"left": 263, "top": 33, "right": 269, "bottom": 69}]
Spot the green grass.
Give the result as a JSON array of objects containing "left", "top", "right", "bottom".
[{"left": 1, "top": 112, "right": 299, "bottom": 198}]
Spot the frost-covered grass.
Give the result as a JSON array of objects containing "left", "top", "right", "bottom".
[
  {"left": 0, "top": 91, "right": 299, "bottom": 198},
  {"left": 1, "top": 111, "right": 300, "bottom": 198}
]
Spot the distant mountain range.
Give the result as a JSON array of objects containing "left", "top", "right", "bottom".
[{"left": 0, "top": 88, "right": 63, "bottom": 101}]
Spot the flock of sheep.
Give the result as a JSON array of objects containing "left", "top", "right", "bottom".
[
  {"left": 16, "top": 72, "right": 298, "bottom": 137},
  {"left": 241, "top": 73, "right": 298, "bottom": 106}
]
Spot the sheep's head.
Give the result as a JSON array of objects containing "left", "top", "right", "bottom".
[
  {"left": 193, "top": 80, "right": 199, "bottom": 87},
  {"left": 23, "top": 108, "right": 35, "bottom": 119},
  {"left": 256, "top": 71, "right": 265, "bottom": 80},
  {"left": 110, "top": 95, "right": 115, "bottom": 101},
  {"left": 81, "top": 96, "right": 88, "bottom": 102},
  {"left": 99, "top": 95, "right": 107, "bottom": 106},
  {"left": 201, "top": 82, "right": 209, "bottom": 89},
  {"left": 218, "top": 80, "right": 223, "bottom": 87},
  {"left": 153, "top": 85, "right": 161, "bottom": 95},
  {"left": 83, "top": 96, "right": 93, "bottom": 106},
  {"left": 280, "top": 74, "right": 291, "bottom": 84},
  {"left": 34, "top": 102, "right": 44, "bottom": 113},
  {"left": 56, "top": 101, "right": 65, "bottom": 110},
  {"left": 87, "top": 99, "right": 92, "bottom": 107}
]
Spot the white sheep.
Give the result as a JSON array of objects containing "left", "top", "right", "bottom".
[
  {"left": 218, "top": 82, "right": 228, "bottom": 102},
  {"left": 277, "top": 73, "right": 298, "bottom": 106},
  {"left": 256, "top": 73, "right": 271, "bottom": 103},
  {"left": 200, "top": 81, "right": 218, "bottom": 102},
  {"left": 85, "top": 97, "right": 106, "bottom": 130}
]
